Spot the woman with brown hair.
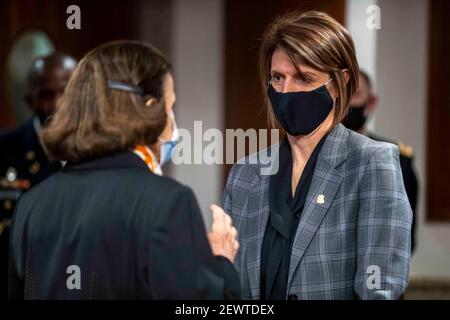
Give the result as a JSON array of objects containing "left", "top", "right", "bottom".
[
  {"left": 222, "top": 11, "right": 412, "bottom": 300},
  {"left": 8, "top": 41, "right": 240, "bottom": 299}
]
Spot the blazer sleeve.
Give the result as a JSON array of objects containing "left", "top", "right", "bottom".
[
  {"left": 398, "top": 156, "right": 419, "bottom": 253},
  {"left": 354, "top": 143, "right": 412, "bottom": 300},
  {"left": 8, "top": 199, "right": 26, "bottom": 300},
  {"left": 146, "top": 184, "right": 241, "bottom": 299},
  {"left": 221, "top": 164, "right": 255, "bottom": 300}
]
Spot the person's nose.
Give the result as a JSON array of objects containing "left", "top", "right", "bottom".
[{"left": 281, "top": 78, "right": 298, "bottom": 93}]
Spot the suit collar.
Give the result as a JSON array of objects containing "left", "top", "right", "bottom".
[
  {"left": 32, "top": 116, "right": 42, "bottom": 136},
  {"left": 63, "top": 151, "right": 149, "bottom": 172},
  {"left": 252, "top": 123, "right": 349, "bottom": 182},
  {"left": 21, "top": 118, "right": 42, "bottom": 153},
  {"left": 319, "top": 123, "right": 349, "bottom": 169}
]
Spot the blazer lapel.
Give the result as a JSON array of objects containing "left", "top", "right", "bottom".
[{"left": 287, "top": 124, "right": 349, "bottom": 289}]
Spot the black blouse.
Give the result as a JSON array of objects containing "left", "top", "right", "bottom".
[{"left": 260, "top": 134, "right": 328, "bottom": 300}]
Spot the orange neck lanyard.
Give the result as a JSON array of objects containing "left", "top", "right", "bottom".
[{"left": 133, "top": 145, "right": 159, "bottom": 174}]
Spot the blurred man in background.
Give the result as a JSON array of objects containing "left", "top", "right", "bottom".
[
  {"left": 0, "top": 52, "right": 77, "bottom": 299},
  {"left": 342, "top": 70, "right": 418, "bottom": 255}
]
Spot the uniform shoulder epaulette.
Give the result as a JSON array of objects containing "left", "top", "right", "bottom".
[
  {"left": 397, "top": 141, "right": 414, "bottom": 159},
  {"left": 0, "top": 218, "right": 10, "bottom": 237}
]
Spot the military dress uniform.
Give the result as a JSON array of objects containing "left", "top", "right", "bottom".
[
  {"left": 368, "top": 133, "right": 418, "bottom": 254},
  {"left": 0, "top": 117, "right": 61, "bottom": 299}
]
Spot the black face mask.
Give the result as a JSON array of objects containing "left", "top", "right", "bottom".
[
  {"left": 267, "top": 80, "right": 334, "bottom": 136},
  {"left": 342, "top": 105, "right": 368, "bottom": 131}
]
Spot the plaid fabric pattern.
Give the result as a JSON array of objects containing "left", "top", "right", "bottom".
[{"left": 221, "top": 124, "right": 412, "bottom": 300}]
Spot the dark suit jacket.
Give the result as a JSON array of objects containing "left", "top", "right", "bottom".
[
  {"left": 0, "top": 118, "right": 60, "bottom": 186},
  {"left": 368, "top": 133, "right": 419, "bottom": 253},
  {"left": 0, "top": 118, "right": 61, "bottom": 299},
  {"left": 8, "top": 151, "right": 240, "bottom": 299}
]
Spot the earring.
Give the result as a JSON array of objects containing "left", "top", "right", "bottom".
[{"left": 145, "top": 98, "right": 157, "bottom": 107}]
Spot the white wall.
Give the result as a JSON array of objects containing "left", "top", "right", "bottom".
[
  {"left": 377, "top": 0, "right": 450, "bottom": 279},
  {"left": 345, "top": 0, "right": 378, "bottom": 84},
  {"left": 345, "top": 0, "right": 378, "bottom": 132},
  {"left": 170, "top": 0, "right": 224, "bottom": 228}
]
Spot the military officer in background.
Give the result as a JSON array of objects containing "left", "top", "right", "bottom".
[
  {"left": 0, "top": 52, "right": 77, "bottom": 299},
  {"left": 342, "top": 70, "right": 419, "bottom": 254}
]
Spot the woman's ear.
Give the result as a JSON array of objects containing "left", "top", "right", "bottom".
[
  {"left": 342, "top": 69, "right": 350, "bottom": 84},
  {"left": 145, "top": 97, "right": 157, "bottom": 107}
]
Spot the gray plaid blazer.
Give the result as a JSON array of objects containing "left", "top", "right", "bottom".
[{"left": 221, "top": 124, "right": 412, "bottom": 300}]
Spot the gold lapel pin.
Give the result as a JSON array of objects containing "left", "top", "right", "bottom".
[{"left": 317, "top": 194, "right": 325, "bottom": 204}]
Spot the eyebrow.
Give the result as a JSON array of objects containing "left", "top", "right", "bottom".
[{"left": 270, "top": 68, "right": 317, "bottom": 78}]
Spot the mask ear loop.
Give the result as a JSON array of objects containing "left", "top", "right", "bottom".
[{"left": 323, "top": 78, "right": 336, "bottom": 106}]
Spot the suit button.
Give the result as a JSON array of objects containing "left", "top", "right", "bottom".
[{"left": 288, "top": 294, "right": 298, "bottom": 300}]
